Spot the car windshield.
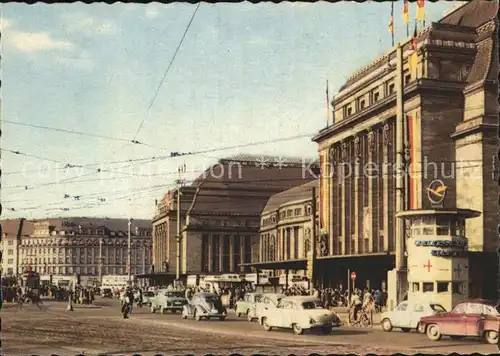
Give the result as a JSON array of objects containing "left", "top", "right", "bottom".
[
  {"left": 430, "top": 304, "right": 446, "bottom": 313},
  {"left": 204, "top": 296, "right": 219, "bottom": 303},
  {"left": 165, "top": 291, "right": 184, "bottom": 298},
  {"left": 302, "top": 300, "right": 324, "bottom": 309}
]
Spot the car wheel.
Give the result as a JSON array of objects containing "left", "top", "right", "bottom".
[
  {"left": 401, "top": 328, "right": 411, "bottom": 333},
  {"left": 484, "top": 330, "right": 499, "bottom": 345},
  {"left": 293, "top": 324, "right": 304, "bottom": 335},
  {"left": 381, "top": 318, "right": 393, "bottom": 332},
  {"left": 150, "top": 306, "right": 156, "bottom": 314},
  {"left": 426, "top": 324, "right": 442, "bottom": 341},
  {"left": 321, "top": 326, "right": 332, "bottom": 334},
  {"left": 262, "top": 317, "right": 272, "bottom": 331}
]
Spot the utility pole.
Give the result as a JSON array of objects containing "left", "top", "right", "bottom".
[
  {"left": 394, "top": 43, "right": 407, "bottom": 304},
  {"left": 142, "top": 243, "right": 146, "bottom": 274},
  {"left": 99, "top": 238, "right": 103, "bottom": 280},
  {"left": 175, "top": 164, "right": 186, "bottom": 281},
  {"left": 310, "top": 187, "right": 317, "bottom": 295},
  {"left": 127, "top": 218, "right": 132, "bottom": 283}
]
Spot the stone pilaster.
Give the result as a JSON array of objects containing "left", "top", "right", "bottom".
[
  {"left": 354, "top": 135, "right": 361, "bottom": 254},
  {"left": 341, "top": 141, "right": 348, "bottom": 255},
  {"left": 383, "top": 123, "right": 390, "bottom": 253},
  {"left": 367, "top": 129, "right": 375, "bottom": 253}
]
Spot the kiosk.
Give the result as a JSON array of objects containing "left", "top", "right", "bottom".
[{"left": 397, "top": 208, "right": 480, "bottom": 311}]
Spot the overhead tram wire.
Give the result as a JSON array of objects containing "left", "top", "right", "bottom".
[{"left": 133, "top": 3, "right": 201, "bottom": 142}]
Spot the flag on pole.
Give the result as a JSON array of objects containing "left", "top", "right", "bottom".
[
  {"left": 325, "top": 80, "right": 330, "bottom": 126},
  {"left": 403, "top": 0, "right": 409, "bottom": 25},
  {"left": 389, "top": 2, "right": 394, "bottom": 46},
  {"left": 409, "top": 25, "right": 418, "bottom": 80},
  {"left": 416, "top": 0, "right": 425, "bottom": 22}
]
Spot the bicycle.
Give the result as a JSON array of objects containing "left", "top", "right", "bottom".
[{"left": 348, "top": 304, "right": 372, "bottom": 328}]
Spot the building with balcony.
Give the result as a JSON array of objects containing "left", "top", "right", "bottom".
[{"left": 1, "top": 217, "right": 153, "bottom": 278}]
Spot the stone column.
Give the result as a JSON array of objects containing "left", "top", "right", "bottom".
[
  {"left": 207, "top": 235, "right": 213, "bottom": 272},
  {"left": 383, "top": 123, "right": 390, "bottom": 252},
  {"left": 239, "top": 236, "right": 245, "bottom": 272},
  {"left": 354, "top": 135, "right": 361, "bottom": 254},
  {"left": 367, "top": 129, "right": 375, "bottom": 253},
  {"left": 219, "top": 236, "right": 224, "bottom": 273},
  {"left": 229, "top": 236, "right": 235, "bottom": 272},
  {"left": 341, "top": 141, "right": 348, "bottom": 255}
]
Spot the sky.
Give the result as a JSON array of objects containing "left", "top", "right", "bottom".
[{"left": 1, "top": 1, "right": 458, "bottom": 220}]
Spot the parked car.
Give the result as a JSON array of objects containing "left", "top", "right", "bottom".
[
  {"left": 381, "top": 301, "right": 446, "bottom": 333},
  {"left": 254, "top": 293, "right": 285, "bottom": 324},
  {"left": 141, "top": 291, "right": 155, "bottom": 306},
  {"left": 419, "top": 299, "right": 499, "bottom": 344},
  {"left": 181, "top": 292, "right": 227, "bottom": 321},
  {"left": 151, "top": 289, "right": 188, "bottom": 314},
  {"left": 236, "top": 293, "right": 263, "bottom": 321},
  {"left": 259, "top": 296, "right": 337, "bottom": 335}
]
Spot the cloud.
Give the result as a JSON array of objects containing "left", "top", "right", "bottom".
[
  {"left": 5, "top": 30, "right": 74, "bottom": 53},
  {"left": 60, "top": 12, "right": 118, "bottom": 36}
]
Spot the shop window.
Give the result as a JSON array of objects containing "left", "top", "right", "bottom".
[
  {"left": 423, "top": 282, "right": 434, "bottom": 292},
  {"left": 437, "top": 282, "right": 449, "bottom": 293},
  {"left": 422, "top": 226, "right": 434, "bottom": 235},
  {"left": 452, "top": 282, "right": 462, "bottom": 294},
  {"left": 412, "top": 282, "right": 420, "bottom": 292}
]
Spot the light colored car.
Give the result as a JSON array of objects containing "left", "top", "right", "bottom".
[
  {"left": 182, "top": 292, "right": 227, "bottom": 321},
  {"left": 381, "top": 301, "right": 447, "bottom": 333},
  {"left": 151, "top": 289, "right": 188, "bottom": 314},
  {"left": 236, "top": 293, "right": 263, "bottom": 321},
  {"left": 253, "top": 293, "right": 285, "bottom": 323},
  {"left": 259, "top": 296, "right": 336, "bottom": 335}
]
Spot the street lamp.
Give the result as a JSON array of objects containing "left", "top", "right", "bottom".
[{"left": 128, "top": 218, "right": 133, "bottom": 283}]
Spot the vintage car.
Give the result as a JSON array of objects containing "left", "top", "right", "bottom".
[
  {"left": 141, "top": 291, "right": 155, "bottom": 306},
  {"left": 236, "top": 293, "right": 263, "bottom": 320},
  {"left": 419, "top": 299, "right": 499, "bottom": 344},
  {"left": 101, "top": 288, "right": 113, "bottom": 299},
  {"left": 381, "top": 301, "right": 446, "bottom": 333},
  {"left": 259, "top": 296, "right": 337, "bottom": 335},
  {"left": 150, "top": 289, "right": 188, "bottom": 314},
  {"left": 253, "top": 293, "right": 285, "bottom": 323},
  {"left": 181, "top": 292, "right": 227, "bottom": 321}
]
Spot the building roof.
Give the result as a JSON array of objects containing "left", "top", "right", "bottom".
[
  {"left": 263, "top": 180, "right": 319, "bottom": 214},
  {"left": 335, "top": 0, "right": 497, "bottom": 95},
  {"left": 1, "top": 217, "right": 152, "bottom": 237},
  {"left": 187, "top": 155, "right": 319, "bottom": 216},
  {"left": 439, "top": 0, "right": 497, "bottom": 28}
]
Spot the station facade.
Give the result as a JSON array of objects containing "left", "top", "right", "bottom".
[{"left": 255, "top": 0, "right": 498, "bottom": 305}]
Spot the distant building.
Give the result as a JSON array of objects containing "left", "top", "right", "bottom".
[
  {"left": 152, "top": 154, "right": 319, "bottom": 276},
  {"left": 1, "top": 217, "right": 152, "bottom": 278},
  {"left": 258, "top": 180, "right": 319, "bottom": 277}
]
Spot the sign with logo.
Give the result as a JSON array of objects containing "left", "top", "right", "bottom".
[
  {"left": 415, "top": 239, "right": 467, "bottom": 248},
  {"left": 426, "top": 179, "right": 447, "bottom": 206},
  {"left": 350, "top": 271, "right": 356, "bottom": 280}
]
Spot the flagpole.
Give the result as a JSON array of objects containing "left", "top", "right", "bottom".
[
  {"left": 391, "top": 1, "right": 395, "bottom": 47},
  {"left": 326, "top": 80, "right": 330, "bottom": 128}
]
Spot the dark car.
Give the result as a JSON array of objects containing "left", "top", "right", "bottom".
[
  {"left": 419, "top": 299, "right": 499, "bottom": 345},
  {"left": 181, "top": 292, "right": 227, "bottom": 321}
]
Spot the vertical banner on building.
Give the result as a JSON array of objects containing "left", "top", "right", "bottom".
[
  {"left": 407, "top": 115, "right": 415, "bottom": 209},
  {"left": 409, "top": 25, "right": 418, "bottom": 80},
  {"left": 403, "top": 0, "right": 409, "bottom": 36}
]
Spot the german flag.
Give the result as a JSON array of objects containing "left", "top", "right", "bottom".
[
  {"left": 416, "top": 0, "right": 425, "bottom": 22},
  {"left": 388, "top": 14, "right": 394, "bottom": 33},
  {"left": 403, "top": 0, "right": 409, "bottom": 25}
]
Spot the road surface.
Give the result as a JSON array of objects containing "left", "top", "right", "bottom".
[{"left": 1, "top": 299, "right": 497, "bottom": 356}]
